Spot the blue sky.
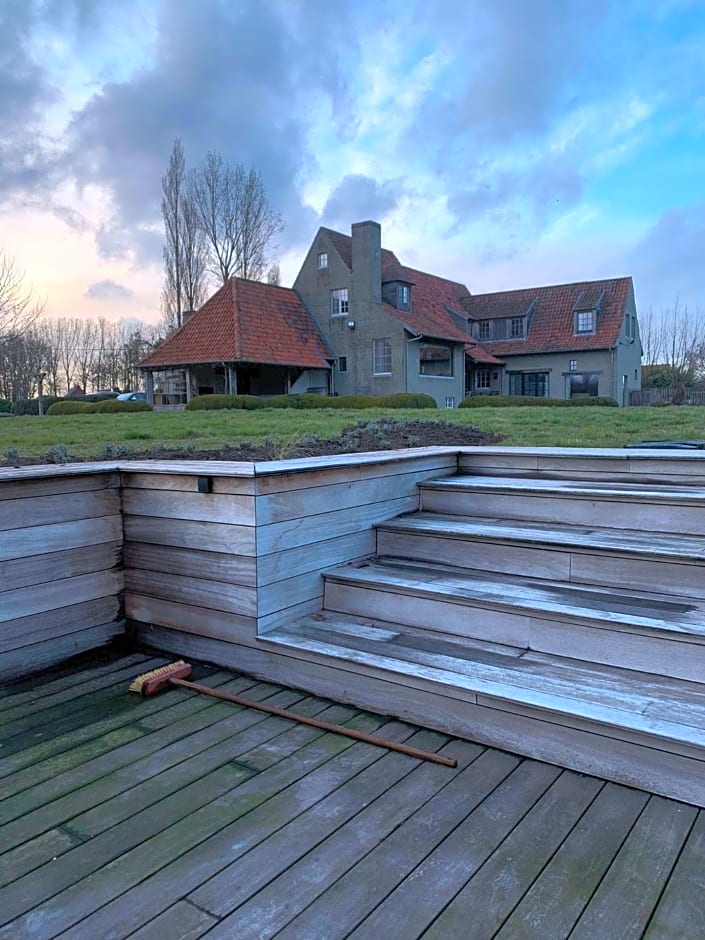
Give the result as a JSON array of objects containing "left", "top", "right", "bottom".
[{"left": 1, "top": 0, "right": 703, "bottom": 323}]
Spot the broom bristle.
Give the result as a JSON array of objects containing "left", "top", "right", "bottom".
[{"left": 129, "top": 660, "right": 191, "bottom": 694}]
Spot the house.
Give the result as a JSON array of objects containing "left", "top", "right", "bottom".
[{"left": 140, "top": 220, "right": 641, "bottom": 407}]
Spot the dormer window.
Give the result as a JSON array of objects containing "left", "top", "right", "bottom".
[
  {"left": 398, "top": 284, "right": 410, "bottom": 308},
  {"left": 478, "top": 320, "right": 490, "bottom": 340},
  {"left": 575, "top": 310, "right": 595, "bottom": 334},
  {"left": 317, "top": 252, "right": 328, "bottom": 270},
  {"left": 510, "top": 317, "right": 525, "bottom": 338}
]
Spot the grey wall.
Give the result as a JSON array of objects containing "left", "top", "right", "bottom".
[{"left": 405, "top": 341, "right": 466, "bottom": 407}]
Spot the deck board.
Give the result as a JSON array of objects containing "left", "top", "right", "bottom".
[{"left": 0, "top": 650, "right": 702, "bottom": 940}]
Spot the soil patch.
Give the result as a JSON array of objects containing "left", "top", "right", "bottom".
[{"left": 3, "top": 418, "right": 503, "bottom": 466}]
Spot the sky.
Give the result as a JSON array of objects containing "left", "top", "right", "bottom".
[{"left": 1, "top": 0, "right": 704, "bottom": 325}]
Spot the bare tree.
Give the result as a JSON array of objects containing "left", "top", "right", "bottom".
[
  {"left": 266, "top": 261, "right": 281, "bottom": 286},
  {"left": 180, "top": 189, "right": 209, "bottom": 312},
  {"left": 161, "top": 139, "right": 187, "bottom": 329},
  {"left": 0, "top": 249, "right": 44, "bottom": 343},
  {"left": 191, "top": 152, "right": 283, "bottom": 284},
  {"left": 640, "top": 300, "right": 705, "bottom": 387}
]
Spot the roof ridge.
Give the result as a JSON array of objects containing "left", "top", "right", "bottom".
[{"left": 470, "top": 275, "right": 631, "bottom": 299}]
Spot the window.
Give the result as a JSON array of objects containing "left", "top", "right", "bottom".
[
  {"left": 569, "top": 372, "right": 599, "bottom": 398},
  {"left": 398, "top": 284, "right": 410, "bottom": 307},
  {"left": 330, "top": 288, "right": 349, "bottom": 316},
  {"left": 569, "top": 359, "right": 577, "bottom": 372},
  {"left": 338, "top": 356, "right": 347, "bottom": 373},
  {"left": 509, "top": 372, "right": 549, "bottom": 397},
  {"left": 373, "top": 338, "right": 392, "bottom": 375},
  {"left": 445, "top": 396, "right": 455, "bottom": 409},
  {"left": 478, "top": 321, "right": 490, "bottom": 340},
  {"left": 475, "top": 369, "right": 491, "bottom": 389},
  {"left": 317, "top": 252, "right": 328, "bottom": 270},
  {"left": 575, "top": 310, "right": 595, "bottom": 334},
  {"left": 510, "top": 317, "right": 525, "bottom": 338},
  {"left": 419, "top": 343, "right": 453, "bottom": 377}
]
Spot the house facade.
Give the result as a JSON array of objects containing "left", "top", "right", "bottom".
[{"left": 141, "top": 220, "right": 641, "bottom": 407}]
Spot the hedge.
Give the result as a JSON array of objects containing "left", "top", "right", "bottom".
[
  {"left": 46, "top": 400, "right": 152, "bottom": 415},
  {"left": 459, "top": 395, "right": 618, "bottom": 408},
  {"left": 0, "top": 399, "right": 12, "bottom": 414},
  {"left": 185, "top": 394, "right": 265, "bottom": 411},
  {"left": 12, "top": 397, "right": 63, "bottom": 416}
]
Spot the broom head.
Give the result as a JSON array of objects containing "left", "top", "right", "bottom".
[{"left": 129, "top": 660, "right": 192, "bottom": 696}]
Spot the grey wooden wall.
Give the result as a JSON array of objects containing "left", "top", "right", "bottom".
[{"left": 0, "top": 468, "right": 124, "bottom": 680}]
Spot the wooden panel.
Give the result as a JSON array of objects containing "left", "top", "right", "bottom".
[
  {"left": 258, "top": 531, "right": 374, "bottom": 585},
  {"left": 121, "top": 471, "right": 255, "bottom": 496},
  {"left": 258, "top": 571, "right": 326, "bottom": 618},
  {"left": 124, "top": 543, "right": 256, "bottom": 588},
  {"left": 0, "top": 622, "right": 125, "bottom": 682},
  {"left": 123, "top": 515, "right": 256, "bottom": 556},
  {"left": 121, "top": 488, "right": 255, "bottom": 526},
  {"left": 0, "top": 489, "right": 120, "bottom": 532},
  {"left": 0, "top": 473, "right": 119, "bottom": 502},
  {"left": 0, "top": 597, "right": 120, "bottom": 652},
  {"left": 0, "top": 516, "right": 122, "bottom": 563},
  {"left": 645, "top": 813, "right": 705, "bottom": 938},
  {"left": 570, "top": 553, "right": 705, "bottom": 599},
  {"left": 256, "top": 466, "right": 444, "bottom": 525},
  {"left": 125, "top": 594, "right": 256, "bottom": 644},
  {"left": 125, "top": 569, "right": 256, "bottom": 617},
  {"left": 257, "top": 495, "right": 417, "bottom": 555},
  {"left": 1, "top": 570, "right": 123, "bottom": 625},
  {"left": 254, "top": 452, "right": 456, "bottom": 496},
  {"left": 0, "top": 543, "right": 121, "bottom": 592}
]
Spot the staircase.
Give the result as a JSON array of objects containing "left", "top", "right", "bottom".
[{"left": 263, "top": 469, "right": 705, "bottom": 806}]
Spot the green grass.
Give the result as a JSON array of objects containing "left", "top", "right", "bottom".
[{"left": 1, "top": 406, "right": 703, "bottom": 460}]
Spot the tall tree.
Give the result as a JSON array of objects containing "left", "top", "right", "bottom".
[
  {"left": 0, "top": 248, "right": 44, "bottom": 343},
  {"left": 161, "top": 139, "right": 187, "bottom": 329},
  {"left": 180, "top": 189, "right": 209, "bottom": 313},
  {"left": 191, "top": 152, "right": 283, "bottom": 284}
]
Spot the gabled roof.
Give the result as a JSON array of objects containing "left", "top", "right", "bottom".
[
  {"left": 140, "top": 278, "right": 333, "bottom": 370},
  {"left": 383, "top": 264, "right": 472, "bottom": 342},
  {"left": 463, "top": 277, "right": 632, "bottom": 356},
  {"left": 465, "top": 343, "right": 505, "bottom": 365}
]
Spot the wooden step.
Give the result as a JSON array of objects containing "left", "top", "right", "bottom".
[
  {"left": 322, "top": 559, "right": 705, "bottom": 683},
  {"left": 261, "top": 614, "right": 705, "bottom": 807},
  {"left": 419, "top": 475, "right": 705, "bottom": 534},
  {"left": 376, "top": 513, "right": 705, "bottom": 598}
]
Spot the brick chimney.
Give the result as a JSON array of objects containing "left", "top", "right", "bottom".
[{"left": 351, "top": 220, "right": 381, "bottom": 305}]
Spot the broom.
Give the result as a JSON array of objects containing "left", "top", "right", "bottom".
[{"left": 129, "top": 660, "right": 457, "bottom": 768}]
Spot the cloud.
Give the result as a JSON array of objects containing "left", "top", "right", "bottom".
[
  {"left": 630, "top": 204, "right": 705, "bottom": 310},
  {"left": 84, "top": 279, "right": 134, "bottom": 300},
  {"left": 321, "top": 175, "right": 402, "bottom": 229}
]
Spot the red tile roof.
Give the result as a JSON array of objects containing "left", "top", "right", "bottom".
[
  {"left": 383, "top": 264, "right": 473, "bottom": 342},
  {"left": 141, "top": 278, "right": 333, "bottom": 369},
  {"left": 465, "top": 343, "right": 505, "bottom": 365},
  {"left": 464, "top": 277, "right": 632, "bottom": 356}
]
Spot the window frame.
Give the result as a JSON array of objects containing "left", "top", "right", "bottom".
[
  {"left": 418, "top": 342, "right": 454, "bottom": 378},
  {"left": 330, "top": 288, "right": 349, "bottom": 317},
  {"left": 510, "top": 317, "right": 525, "bottom": 338},
  {"left": 575, "top": 310, "right": 595, "bottom": 335},
  {"left": 475, "top": 369, "right": 491, "bottom": 389},
  {"left": 372, "top": 338, "right": 392, "bottom": 376},
  {"left": 317, "top": 251, "right": 328, "bottom": 270},
  {"left": 477, "top": 320, "right": 491, "bottom": 340},
  {"left": 338, "top": 356, "right": 347, "bottom": 373}
]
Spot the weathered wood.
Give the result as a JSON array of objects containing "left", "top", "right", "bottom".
[
  {"left": 0, "top": 623, "right": 124, "bottom": 683},
  {"left": 122, "top": 470, "right": 255, "bottom": 495},
  {"left": 571, "top": 796, "right": 697, "bottom": 940},
  {"left": 123, "top": 542, "right": 256, "bottom": 588},
  {"left": 0, "top": 570, "right": 123, "bottom": 625},
  {"left": 126, "top": 594, "right": 256, "bottom": 644},
  {"left": 422, "top": 769, "right": 603, "bottom": 940},
  {"left": 127, "top": 902, "right": 216, "bottom": 940},
  {"left": 123, "top": 514, "right": 256, "bottom": 555},
  {"left": 495, "top": 784, "right": 649, "bottom": 938},
  {"left": 125, "top": 568, "right": 256, "bottom": 617},
  {"left": 0, "top": 597, "right": 121, "bottom": 653},
  {"left": 0, "top": 515, "right": 122, "bottom": 563},
  {"left": 644, "top": 812, "right": 705, "bottom": 938},
  {"left": 258, "top": 531, "right": 374, "bottom": 585},
  {"left": 121, "top": 488, "right": 255, "bottom": 526},
  {"left": 0, "top": 472, "right": 119, "bottom": 502},
  {"left": 0, "top": 489, "right": 121, "bottom": 532},
  {"left": 0, "top": 542, "right": 121, "bottom": 592}
]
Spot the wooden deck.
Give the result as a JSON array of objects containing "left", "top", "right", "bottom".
[{"left": 0, "top": 649, "right": 702, "bottom": 939}]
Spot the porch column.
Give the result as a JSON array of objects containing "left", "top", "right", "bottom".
[
  {"left": 227, "top": 365, "right": 237, "bottom": 395},
  {"left": 144, "top": 371, "right": 154, "bottom": 406},
  {"left": 185, "top": 367, "right": 193, "bottom": 403}
]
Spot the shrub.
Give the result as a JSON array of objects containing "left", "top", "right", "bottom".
[
  {"left": 43, "top": 444, "right": 71, "bottom": 464},
  {"left": 46, "top": 401, "right": 93, "bottom": 415},
  {"left": 185, "top": 394, "right": 265, "bottom": 411},
  {"left": 89, "top": 399, "right": 152, "bottom": 414},
  {"left": 376, "top": 393, "right": 437, "bottom": 409},
  {"left": 266, "top": 392, "right": 438, "bottom": 410},
  {"left": 12, "top": 396, "right": 62, "bottom": 416},
  {"left": 0, "top": 399, "right": 11, "bottom": 414},
  {"left": 459, "top": 395, "right": 618, "bottom": 408}
]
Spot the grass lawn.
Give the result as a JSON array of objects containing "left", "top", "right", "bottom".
[{"left": 1, "top": 405, "right": 704, "bottom": 461}]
